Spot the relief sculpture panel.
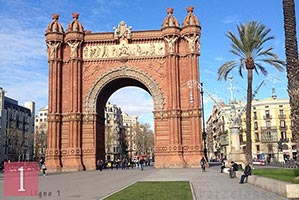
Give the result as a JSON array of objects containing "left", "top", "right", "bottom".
[{"left": 83, "top": 43, "right": 165, "bottom": 60}]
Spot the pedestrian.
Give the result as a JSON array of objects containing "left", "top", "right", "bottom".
[
  {"left": 220, "top": 158, "right": 225, "bottom": 173},
  {"left": 200, "top": 157, "right": 207, "bottom": 172},
  {"left": 239, "top": 162, "right": 251, "bottom": 184},
  {"left": 139, "top": 157, "right": 145, "bottom": 171},
  {"left": 41, "top": 163, "right": 47, "bottom": 176},
  {"left": 98, "top": 160, "right": 104, "bottom": 171}
]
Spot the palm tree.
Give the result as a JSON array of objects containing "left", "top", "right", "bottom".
[
  {"left": 282, "top": 0, "right": 299, "bottom": 165},
  {"left": 218, "top": 21, "right": 285, "bottom": 164}
]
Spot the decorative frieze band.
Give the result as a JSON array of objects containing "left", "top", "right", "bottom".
[
  {"left": 82, "top": 43, "right": 165, "bottom": 60},
  {"left": 61, "top": 148, "right": 82, "bottom": 155},
  {"left": 46, "top": 148, "right": 60, "bottom": 156},
  {"left": 153, "top": 109, "right": 201, "bottom": 118},
  {"left": 155, "top": 145, "right": 201, "bottom": 152}
]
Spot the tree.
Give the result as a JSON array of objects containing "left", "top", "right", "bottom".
[
  {"left": 34, "top": 123, "right": 47, "bottom": 158},
  {"left": 134, "top": 122, "right": 154, "bottom": 156},
  {"left": 282, "top": 0, "right": 299, "bottom": 165},
  {"left": 218, "top": 21, "right": 285, "bottom": 164}
]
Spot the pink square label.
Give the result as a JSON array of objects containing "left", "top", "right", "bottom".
[{"left": 4, "top": 162, "right": 39, "bottom": 196}]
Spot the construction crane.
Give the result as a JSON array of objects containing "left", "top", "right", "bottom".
[{"left": 186, "top": 80, "right": 224, "bottom": 110}]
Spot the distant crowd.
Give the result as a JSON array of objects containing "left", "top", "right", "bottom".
[{"left": 96, "top": 157, "right": 150, "bottom": 171}]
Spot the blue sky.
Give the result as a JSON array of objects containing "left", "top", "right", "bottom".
[{"left": 0, "top": 0, "right": 298, "bottom": 129}]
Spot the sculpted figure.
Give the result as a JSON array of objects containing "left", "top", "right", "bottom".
[
  {"left": 67, "top": 41, "right": 80, "bottom": 58},
  {"left": 164, "top": 36, "right": 178, "bottom": 53},
  {"left": 184, "top": 34, "right": 199, "bottom": 52},
  {"left": 47, "top": 42, "right": 60, "bottom": 59}
]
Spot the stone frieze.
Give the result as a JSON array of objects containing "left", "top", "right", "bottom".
[{"left": 83, "top": 43, "right": 165, "bottom": 60}]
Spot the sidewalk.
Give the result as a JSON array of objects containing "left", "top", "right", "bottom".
[
  {"left": 140, "top": 166, "right": 289, "bottom": 200},
  {"left": 0, "top": 165, "right": 290, "bottom": 200}
]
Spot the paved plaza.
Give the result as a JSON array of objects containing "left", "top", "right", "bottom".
[{"left": 0, "top": 165, "right": 291, "bottom": 200}]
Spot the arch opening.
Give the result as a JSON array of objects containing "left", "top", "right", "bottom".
[{"left": 94, "top": 78, "right": 154, "bottom": 164}]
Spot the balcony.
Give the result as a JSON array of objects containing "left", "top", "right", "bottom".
[
  {"left": 261, "top": 126, "right": 277, "bottom": 131},
  {"left": 261, "top": 135, "right": 278, "bottom": 143},
  {"left": 278, "top": 114, "right": 286, "bottom": 119},
  {"left": 279, "top": 126, "right": 288, "bottom": 130},
  {"left": 280, "top": 138, "right": 289, "bottom": 143},
  {"left": 263, "top": 115, "right": 272, "bottom": 120}
]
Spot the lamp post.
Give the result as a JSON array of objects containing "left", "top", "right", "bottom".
[
  {"left": 200, "top": 82, "right": 208, "bottom": 160},
  {"left": 186, "top": 80, "right": 208, "bottom": 160}
]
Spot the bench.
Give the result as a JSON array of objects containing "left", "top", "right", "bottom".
[{"left": 235, "top": 171, "right": 299, "bottom": 199}]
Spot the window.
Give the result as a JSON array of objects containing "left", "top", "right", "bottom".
[
  {"left": 266, "top": 121, "right": 271, "bottom": 128},
  {"left": 254, "top": 122, "right": 258, "bottom": 130},
  {"left": 279, "top": 110, "right": 284, "bottom": 115},
  {"left": 256, "top": 145, "right": 260, "bottom": 151},
  {"left": 255, "top": 133, "right": 259, "bottom": 141},
  {"left": 280, "top": 120, "right": 286, "bottom": 128},
  {"left": 281, "top": 131, "right": 287, "bottom": 139},
  {"left": 265, "top": 110, "right": 270, "bottom": 118},
  {"left": 253, "top": 112, "right": 257, "bottom": 120}
]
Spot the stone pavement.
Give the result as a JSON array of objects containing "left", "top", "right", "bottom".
[{"left": 0, "top": 165, "right": 291, "bottom": 200}]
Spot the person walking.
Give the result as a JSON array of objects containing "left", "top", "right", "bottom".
[
  {"left": 220, "top": 158, "right": 226, "bottom": 173},
  {"left": 98, "top": 159, "right": 104, "bottom": 171},
  {"left": 41, "top": 163, "right": 47, "bottom": 176},
  {"left": 139, "top": 157, "right": 145, "bottom": 171},
  {"left": 200, "top": 157, "right": 207, "bottom": 172},
  {"left": 239, "top": 162, "right": 251, "bottom": 184}
]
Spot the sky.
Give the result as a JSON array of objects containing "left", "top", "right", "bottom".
[{"left": 0, "top": 0, "right": 298, "bottom": 129}]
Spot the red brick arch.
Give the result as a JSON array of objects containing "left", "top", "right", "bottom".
[
  {"left": 85, "top": 66, "right": 165, "bottom": 113},
  {"left": 45, "top": 7, "right": 204, "bottom": 171}
]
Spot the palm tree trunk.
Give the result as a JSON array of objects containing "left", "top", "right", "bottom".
[
  {"left": 283, "top": 0, "right": 299, "bottom": 163},
  {"left": 245, "top": 69, "right": 253, "bottom": 164}
]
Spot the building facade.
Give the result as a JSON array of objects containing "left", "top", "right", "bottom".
[
  {"left": 206, "top": 90, "right": 297, "bottom": 162},
  {"left": 0, "top": 87, "right": 35, "bottom": 163},
  {"left": 34, "top": 107, "right": 48, "bottom": 159},
  {"left": 104, "top": 102, "right": 126, "bottom": 161},
  {"left": 122, "top": 112, "right": 138, "bottom": 157}
]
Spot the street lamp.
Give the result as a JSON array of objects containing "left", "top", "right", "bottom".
[
  {"left": 200, "top": 82, "right": 208, "bottom": 160},
  {"left": 186, "top": 80, "right": 208, "bottom": 160}
]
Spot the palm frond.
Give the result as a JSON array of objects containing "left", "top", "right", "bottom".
[{"left": 218, "top": 61, "right": 238, "bottom": 80}]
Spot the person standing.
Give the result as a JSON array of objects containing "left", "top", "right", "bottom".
[{"left": 239, "top": 162, "right": 251, "bottom": 184}]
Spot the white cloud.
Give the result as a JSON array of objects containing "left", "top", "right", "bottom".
[
  {"left": 222, "top": 16, "right": 237, "bottom": 24},
  {"left": 109, "top": 87, "right": 154, "bottom": 127}
]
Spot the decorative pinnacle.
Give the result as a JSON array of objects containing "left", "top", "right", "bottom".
[
  {"left": 52, "top": 14, "right": 59, "bottom": 20},
  {"left": 72, "top": 13, "right": 80, "bottom": 19},
  {"left": 166, "top": 8, "right": 174, "bottom": 14},
  {"left": 186, "top": 6, "right": 194, "bottom": 13}
]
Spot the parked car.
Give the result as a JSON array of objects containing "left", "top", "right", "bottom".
[{"left": 252, "top": 159, "right": 266, "bottom": 166}]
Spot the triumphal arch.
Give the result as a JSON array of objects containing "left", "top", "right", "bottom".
[{"left": 45, "top": 6, "right": 203, "bottom": 171}]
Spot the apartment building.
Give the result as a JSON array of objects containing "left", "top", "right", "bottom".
[
  {"left": 122, "top": 112, "right": 138, "bottom": 157},
  {"left": 206, "top": 89, "right": 297, "bottom": 161},
  {"left": 34, "top": 107, "right": 48, "bottom": 158},
  {"left": 0, "top": 87, "right": 35, "bottom": 163}
]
